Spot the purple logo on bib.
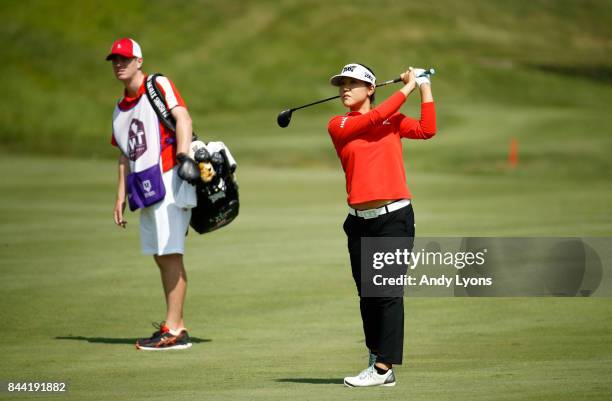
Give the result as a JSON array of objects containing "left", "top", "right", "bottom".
[{"left": 128, "top": 118, "right": 147, "bottom": 161}]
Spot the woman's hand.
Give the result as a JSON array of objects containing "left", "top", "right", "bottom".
[{"left": 399, "top": 68, "right": 416, "bottom": 96}]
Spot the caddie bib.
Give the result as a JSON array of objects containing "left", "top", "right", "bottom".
[{"left": 112, "top": 95, "right": 166, "bottom": 211}]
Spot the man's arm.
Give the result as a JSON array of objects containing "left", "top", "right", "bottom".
[
  {"left": 171, "top": 105, "right": 200, "bottom": 184},
  {"left": 113, "top": 153, "right": 129, "bottom": 228},
  {"left": 170, "top": 106, "right": 193, "bottom": 155},
  {"left": 155, "top": 75, "right": 193, "bottom": 154}
]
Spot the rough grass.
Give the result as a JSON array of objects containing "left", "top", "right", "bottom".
[{"left": 1, "top": 0, "right": 611, "bottom": 161}]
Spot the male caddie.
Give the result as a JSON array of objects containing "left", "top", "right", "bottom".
[{"left": 107, "top": 38, "right": 201, "bottom": 350}]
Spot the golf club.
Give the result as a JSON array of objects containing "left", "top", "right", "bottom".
[{"left": 277, "top": 68, "right": 435, "bottom": 128}]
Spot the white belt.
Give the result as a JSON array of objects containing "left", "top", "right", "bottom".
[{"left": 348, "top": 199, "right": 410, "bottom": 219}]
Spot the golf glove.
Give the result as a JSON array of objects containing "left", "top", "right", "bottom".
[
  {"left": 176, "top": 153, "right": 200, "bottom": 185},
  {"left": 413, "top": 68, "right": 431, "bottom": 87}
]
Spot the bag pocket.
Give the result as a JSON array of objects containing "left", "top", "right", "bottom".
[{"left": 126, "top": 164, "right": 166, "bottom": 211}]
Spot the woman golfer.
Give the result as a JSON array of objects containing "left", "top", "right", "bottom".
[{"left": 327, "top": 64, "right": 436, "bottom": 387}]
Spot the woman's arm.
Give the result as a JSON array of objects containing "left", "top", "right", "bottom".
[
  {"left": 419, "top": 82, "right": 433, "bottom": 103},
  {"left": 328, "top": 69, "right": 417, "bottom": 143},
  {"left": 399, "top": 81, "right": 436, "bottom": 139}
]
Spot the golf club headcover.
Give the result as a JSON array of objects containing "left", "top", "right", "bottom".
[
  {"left": 193, "top": 144, "right": 216, "bottom": 183},
  {"left": 176, "top": 153, "right": 200, "bottom": 185},
  {"left": 194, "top": 146, "right": 211, "bottom": 163},
  {"left": 198, "top": 162, "right": 215, "bottom": 183},
  {"left": 413, "top": 68, "right": 431, "bottom": 87}
]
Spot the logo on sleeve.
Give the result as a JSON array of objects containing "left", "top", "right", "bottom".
[
  {"left": 128, "top": 118, "right": 147, "bottom": 161},
  {"left": 340, "top": 116, "right": 349, "bottom": 128}
]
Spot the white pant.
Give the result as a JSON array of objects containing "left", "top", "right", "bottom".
[{"left": 140, "top": 167, "right": 192, "bottom": 255}]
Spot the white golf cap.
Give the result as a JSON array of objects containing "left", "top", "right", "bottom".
[{"left": 329, "top": 63, "right": 376, "bottom": 86}]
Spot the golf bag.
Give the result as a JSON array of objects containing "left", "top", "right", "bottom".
[
  {"left": 189, "top": 141, "right": 239, "bottom": 234},
  {"left": 145, "top": 73, "right": 239, "bottom": 234}
]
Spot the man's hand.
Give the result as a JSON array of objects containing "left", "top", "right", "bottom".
[
  {"left": 113, "top": 199, "right": 127, "bottom": 228},
  {"left": 176, "top": 152, "right": 200, "bottom": 184}
]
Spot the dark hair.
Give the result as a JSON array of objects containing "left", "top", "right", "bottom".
[{"left": 357, "top": 63, "right": 376, "bottom": 104}]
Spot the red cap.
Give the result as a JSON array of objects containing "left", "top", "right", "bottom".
[{"left": 106, "top": 38, "right": 143, "bottom": 60}]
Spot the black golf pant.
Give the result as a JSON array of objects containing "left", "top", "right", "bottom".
[{"left": 343, "top": 203, "right": 415, "bottom": 365}]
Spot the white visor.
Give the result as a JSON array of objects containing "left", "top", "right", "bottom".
[{"left": 330, "top": 63, "right": 376, "bottom": 86}]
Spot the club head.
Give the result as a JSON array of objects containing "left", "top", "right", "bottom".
[{"left": 277, "top": 109, "right": 293, "bottom": 128}]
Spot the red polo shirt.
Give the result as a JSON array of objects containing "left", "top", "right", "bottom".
[{"left": 328, "top": 91, "right": 436, "bottom": 205}]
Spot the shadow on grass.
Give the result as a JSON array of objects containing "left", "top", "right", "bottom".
[
  {"left": 276, "top": 378, "right": 343, "bottom": 385},
  {"left": 55, "top": 336, "right": 211, "bottom": 345}
]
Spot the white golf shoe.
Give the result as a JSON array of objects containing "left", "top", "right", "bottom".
[{"left": 344, "top": 365, "right": 396, "bottom": 387}]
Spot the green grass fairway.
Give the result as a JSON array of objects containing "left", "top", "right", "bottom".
[
  {"left": 1, "top": 0, "right": 611, "bottom": 399},
  {"left": 1, "top": 155, "right": 611, "bottom": 401}
]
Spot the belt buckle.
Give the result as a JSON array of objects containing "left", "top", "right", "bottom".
[{"left": 360, "top": 209, "right": 379, "bottom": 219}]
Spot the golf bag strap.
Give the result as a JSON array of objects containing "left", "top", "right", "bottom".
[
  {"left": 145, "top": 73, "right": 198, "bottom": 140},
  {"left": 145, "top": 73, "right": 176, "bottom": 131}
]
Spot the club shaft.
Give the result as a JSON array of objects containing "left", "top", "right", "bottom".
[
  {"left": 291, "top": 77, "right": 403, "bottom": 111},
  {"left": 290, "top": 69, "right": 435, "bottom": 112},
  {"left": 279, "top": 68, "right": 435, "bottom": 127},
  {"left": 291, "top": 94, "right": 341, "bottom": 112},
  {"left": 376, "top": 77, "right": 402, "bottom": 87}
]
